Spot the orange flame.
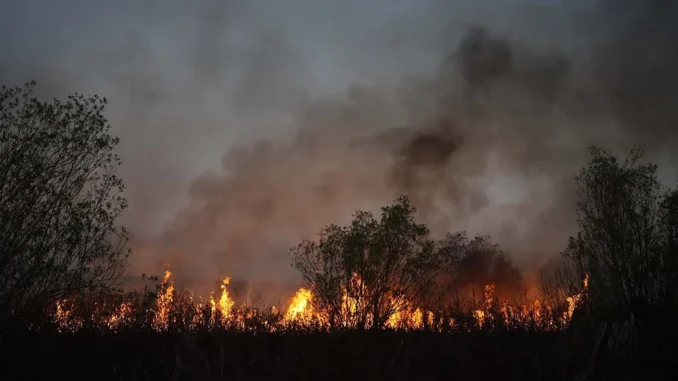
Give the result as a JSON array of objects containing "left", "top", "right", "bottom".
[
  {"left": 54, "top": 299, "right": 83, "bottom": 333},
  {"left": 107, "top": 301, "right": 132, "bottom": 331},
  {"left": 48, "top": 271, "right": 591, "bottom": 333},
  {"left": 152, "top": 270, "right": 175, "bottom": 331},
  {"left": 284, "top": 287, "right": 315, "bottom": 324},
  {"left": 208, "top": 276, "right": 235, "bottom": 326}
]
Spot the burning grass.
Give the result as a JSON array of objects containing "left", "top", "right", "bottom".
[
  {"left": 47, "top": 271, "right": 589, "bottom": 334},
  {"left": 5, "top": 273, "right": 672, "bottom": 381}
]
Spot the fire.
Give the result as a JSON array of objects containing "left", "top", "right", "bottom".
[
  {"left": 284, "top": 287, "right": 314, "bottom": 324},
  {"left": 474, "top": 310, "right": 486, "bottom": 328},
  {"left": 54, "top": 300, "right": 69, "bottom": 329},
  {"left": 218, "top": 277, "right": 235, "bottom": 316},
  {"left": 152, "top": 270, "right": 175, "bottom": 331},
  {"left": 54, "top": 299, "right": 83, "bottom": 333},
  {"left": 210, "top": 276, "right": 235, "bottom": 325},
  {"left": 411, "top": 308, "right": 423, "bottom": 328},
  {"left": 470, "top": 273, "right": 589, "bottom": 331},
  {"left": 47, "top": 271, "right": 591, "bottom": 334},
  {"left": 533, "top": 299, "right": 542, "bottom": 321},
  {"left": 564, "top": 272, "right": 589, "bottom": 323},
  {"left": 190, "top": 298, "right": 203, "bottom": 329},
  {"left": 484, "top": 284, "right": 495, "bottom": 307},
  {"left": 107, "top": 301, "right": 132, "bottom": 331},
  {"left": 386, "top": 307, "right": 417, "bottom": 329},
  {"left": 473, "top": 284, "right": 496, "bottom": 328},
  {"left": 340, "top": 273, "right": 362, "bottom": 327}
]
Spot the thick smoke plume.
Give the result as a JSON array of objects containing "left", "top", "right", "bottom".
[{"left": 2, "top": 0, "right": 678, "bottom": 302}]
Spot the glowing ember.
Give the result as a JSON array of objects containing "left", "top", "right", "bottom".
[
  {"left": 209, "top": 276, "right": 235, "bottom": 326},
  {"left": 107, "top": 301, "right": 132, "bottom": 331},
  {"left": 54, "top": 299, "right": 83, "bottom": 333}
]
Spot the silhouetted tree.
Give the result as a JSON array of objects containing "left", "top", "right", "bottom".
[
  {"left": 0, "top": 82, "right": 129, "bottom": 322},
  {"left": 657, "top": 187, "right": 678, "bottom": 312},
  {"left": 562, "top": 146, "right": 678, "bottom": 319},
  {"left": 290, "top": 196, "right": 442, "bottom": 329}
]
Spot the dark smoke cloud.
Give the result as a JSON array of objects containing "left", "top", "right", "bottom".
[{"left": 2, "top": 0, "right": 678, "bottom": 301}]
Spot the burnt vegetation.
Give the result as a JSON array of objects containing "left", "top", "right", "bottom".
[{"left": 0, "top": 82, "right": 676, "bottom": 380}]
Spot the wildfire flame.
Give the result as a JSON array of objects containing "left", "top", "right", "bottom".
[
  {"left": 49, "top": 271, "right": 590, "bottom": 333},
  {"left": 470, "top": 274, "right": 589, "bottom": 331},
  {"left": 152, "top": 270, "right": 175, "bottom": 331},
  {"left": 209, "top": 276, "right": 235, "bottom": 326},
  {"left": 54, "top": 299, "right": 83, "bottom": 333},
  {"left": 107, "top": 301, "right": 132, "bottom": 331},
  {"left": 284, "top": 287, "right": 315, "bottom": 324},
  {"left": 565, "top": 272, "right": 589, "bottom": 323}
]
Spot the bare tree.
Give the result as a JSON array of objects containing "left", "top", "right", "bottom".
[
  {"left": 562, "top": 146, "right": 677, "bottom": 319},
  {"left": 0, "top": 82, "right": 130, "bottom": 322},
  {"left": 290, "top": 196, "right": 442, "bottom": 329}
]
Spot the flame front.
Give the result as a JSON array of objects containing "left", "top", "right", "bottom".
[{"left": 49, "top": 272, "right": 590, "bottom": 333}]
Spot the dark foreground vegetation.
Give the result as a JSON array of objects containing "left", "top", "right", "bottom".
[
  {"left": 1, "top": 320, "right": 677, "bottom": 381},
  {"left": 2, "top": 81, "right": 678, "bottom": 380}
]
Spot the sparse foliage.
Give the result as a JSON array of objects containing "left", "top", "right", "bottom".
[{"left": 0, "top": 82, "right": 129, "bottom": 322}]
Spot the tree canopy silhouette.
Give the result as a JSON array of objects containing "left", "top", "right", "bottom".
[
  {"left": 290, "top": 196, "right": 443, "bottom": 329},
  {"left": 562, "top": 146, "right": 678, "bottom": 320},
  {"left": 0, "top": 82, "right": 129, "bottom": 322}
]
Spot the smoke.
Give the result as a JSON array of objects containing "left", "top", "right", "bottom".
[{"left": 2, "top": 0, "right": 678, "bottom": 299}]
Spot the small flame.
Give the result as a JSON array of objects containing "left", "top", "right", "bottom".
[
  {"left": 107, "top": 301, "right": 132, "bottom": 331},
  {"left": 474, "top": 310, "right": 486, "bottom": 328},
  {"left": 219, "top": 277, "right": 234, "bottom": 318},
  {"left": 563, "top": 273, "right": 589, "bottom": 324},
  {"left": 210, "top": 276, "right": 234, "bottom": 325},
  {"left": 152, "top": 270, "right": 175, "bottom": 331},
  {"left": 284, "top": 287, "right": 314, "bottom": 324}
]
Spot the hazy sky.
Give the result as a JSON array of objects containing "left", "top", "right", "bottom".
[
  {"left": 2, "top": 0, "right": 676, "bottom": 295},
  {"left": 1, "top": 0, "right": 578, "bottom": 234}
]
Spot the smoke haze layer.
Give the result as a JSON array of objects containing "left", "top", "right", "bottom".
[{"left": 2, "top": 0, "right": 677, "bottom": 298}]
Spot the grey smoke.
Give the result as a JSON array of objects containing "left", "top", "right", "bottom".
[{"left": 2, "top": 0, "right": 677, "bottom": 300}]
